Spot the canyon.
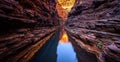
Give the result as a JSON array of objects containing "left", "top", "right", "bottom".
[{"left": 0, "top": 0, "right": 120, "bottom": 62}]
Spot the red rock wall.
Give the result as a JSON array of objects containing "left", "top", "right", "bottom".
[
  {"left": 0, "top": 0, "right": 60, "bottom": 62},
  {"left": 68, "top": 0, "right": 120, "bottom": 20},
  {"left": 0, "top": 0, "right": 60, "bottom": 33},
  {"left": 66, "top": 0, "right": 120, "bottom": 62},
  {"left": 56, "top": 4, "right": 68, "bottom": 20}
]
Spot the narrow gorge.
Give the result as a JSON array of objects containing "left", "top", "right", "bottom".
[{"left": 0, "top": 0, "right": 120, "bottom": 62}]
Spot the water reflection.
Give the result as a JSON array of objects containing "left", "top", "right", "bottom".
[
  {"left": 57, "top": 32, "right": 78, "bottom": 62},
  {"left": 31, "top": 29, "right": 61, "bottom": 62}
]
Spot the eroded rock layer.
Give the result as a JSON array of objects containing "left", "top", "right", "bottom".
[
  {"left": 66, "top": 0, "right": 120, "bottom": 62},
  {"left": 0, "top": 0, "right": 60, "bottom": 62},
  {"left": 100, "top": 42, "right": 120, "bottom": 62}
]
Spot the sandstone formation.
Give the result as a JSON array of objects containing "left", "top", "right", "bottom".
[
  {"left": 66, "top": 0, "right": 120, "bottom": 62},
  {"left": 0, "top": 0, "right": 61, "bottom": 62},
  {"left": 56, "top": 0, "right": 75, "bottom": 21},
  {"left": 56, "top": 3, "right": 68, "bottom": 20}
]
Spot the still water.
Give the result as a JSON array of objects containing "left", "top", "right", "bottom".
[
  {"left": 31, "top": 29, "right": 78, "bottom": 62},
  {"left": 57, "top": 33, "right": 78, "bottom": 62}
]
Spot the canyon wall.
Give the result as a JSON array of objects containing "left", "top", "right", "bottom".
[
  {"left": 66, "top": 0, "right": 120, "bottom": 62},
  {"left": 0, "top": 0, "right": 60, "bottom": 32},
  {"left": 0, "top": 0, "right": 60, "bottom": 62}
]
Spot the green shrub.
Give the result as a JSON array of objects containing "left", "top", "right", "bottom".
[{"left": 97, "top": 42, "right": 103, "bottom": 49}]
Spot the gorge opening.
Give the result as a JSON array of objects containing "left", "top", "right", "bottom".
[{"left": 56, "top": 0, "right": 78, "bottom": 62}]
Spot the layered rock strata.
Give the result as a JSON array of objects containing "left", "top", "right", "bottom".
[
  {"left": 66, "top": 0, "right": 120, "bottom": 62},
  {"left": 0, "top": 0, "right": 60, "bottom": 62}
]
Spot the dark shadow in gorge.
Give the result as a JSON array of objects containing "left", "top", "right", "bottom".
[{"left": 30, "top": 27, "right": 61, "bottom": 62}]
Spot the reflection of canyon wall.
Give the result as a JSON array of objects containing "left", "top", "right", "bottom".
[
  {"left": 0, "top": 0, "right": 60, "bottom": 62},
  {"left": 66, "top": 0, "right": 120, "bottom": 62},
  {"left": 59, "top": 28, "right": 65, "bottom": 41}
]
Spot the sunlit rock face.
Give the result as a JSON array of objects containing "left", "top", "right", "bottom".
[
  {"left": 66, "top": 0, "right": 120, "bottom": 62},
  {"left": 56, "top": 0, "right": 75, "bottom": 20},
  {"left": 0, "top": 0, "right": 60, "bottom": 62},
  {"left": 56, "top": 3, "right": 68, "bottom": 20},
  {"left": 58, "top": 0, "right": 75, "bottom": 12}
]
